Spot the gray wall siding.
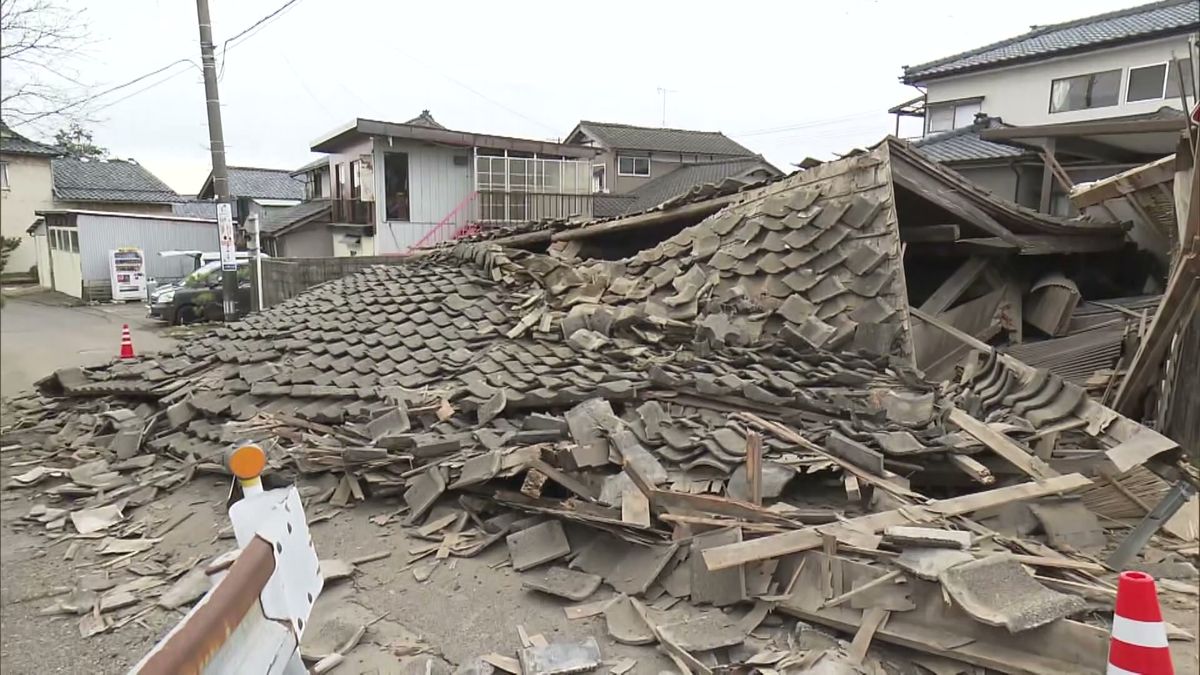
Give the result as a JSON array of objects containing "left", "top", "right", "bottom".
[
  {"left": 278, "top": 221, "right": 334, "bottom": 257},
  {"left": 76, "top": 214, "right": 219, "bottom": 283},
  {"left": 375, "top": 140, "right": 472, "bottom": 255}
]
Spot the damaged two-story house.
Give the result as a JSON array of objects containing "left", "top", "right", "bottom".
[
  {"left": 565, "top": 121, "right": 780, "bottom": 218},
  {"left": 291, "top": 111, "right": 597, "bottom": 256},
  {"left": 894, "top": 0, "right": 1197, "bottom": 216}
]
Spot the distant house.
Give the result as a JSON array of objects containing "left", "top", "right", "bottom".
[
  {"left": 193, "top": 165, "right": 306, "bottom": 227},
  {"left": 51, "top": 158, "right": 179, "bottom": 214},
  {"left": 895, "top": 0, "right": 1197, "bottom": 213},
  {"left": 564, "top": 121, "right": 780, "bottom": 217},
  {"left": 308, "top": 110, "right": 597, "bottom": 253},
  {"left": 1, "top": 120, "right": 60, "bottom": 275}
]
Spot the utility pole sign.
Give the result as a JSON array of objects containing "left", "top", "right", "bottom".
[
  {"left": 217, "top": 203, "right": 236, "bottom": 271},
  {"left": 196, "top": 0, "right": 239, "bottom": 321}
]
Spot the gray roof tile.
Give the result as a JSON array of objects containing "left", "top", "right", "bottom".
[
  {"left": 261, "top": 199, "right": 332, "bottom": 234},
  {"left": 575, "top": 121, "right": 756, "bottom": 156},
  {"left": 0, "top": 120, "right": 59, "bottom": 157},
  {"left": 51, "top": 158, "right": 179, "bottom": 203},
  {"left": 912, "top": 119, "right": 1032, "bottom": 163},
  {"left": 903, "top": 0, "right": 1199, "bottom": 82},
  {"left": 224, "top": 166, "right": 306, "bottom": 200}
]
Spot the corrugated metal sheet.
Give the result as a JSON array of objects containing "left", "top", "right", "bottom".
[
  {"left": 1004, "top": 327, "right": 1127, "bottom": 384},
  {"left": 395, "top": 144, "right": 472, "bottom": 227},
  {"left": 1068, "top": 295, "right": 1161, "bottom": 333},
  {"left": 76, "top": 214, "right": 219, "bottom": 283}
]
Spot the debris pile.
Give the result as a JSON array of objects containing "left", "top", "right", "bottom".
[{"left": 3, "top": 143, "right": 1197, "bottom": 673}]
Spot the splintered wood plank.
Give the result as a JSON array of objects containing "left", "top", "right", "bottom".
[
  {"left": 701, "top": 474, "right": 1091, "bottom": 571},
  {"left": 948, "top": 408, "right": 1058, "bottom": 480},
  {"left": 848, "top": 608, "right": 890, "bottom": 664}
]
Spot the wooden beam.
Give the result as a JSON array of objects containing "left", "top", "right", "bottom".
[
  {"left": 745, "top": 431, "right": 763, "bottom": 506},
  {"left": 919, "top": 257, "right": 990, "bottom": 314},
  {"left": 981, "top": 117, "right": 1187, "bottom": 140},
  {"left": 1113, "top": 252, "right": 1200, "bottom": 413},
  {"left": 948, "top": 407, "right": 1060, "bottom": 480},
  {"left": 700, "top": 474, "right": 1091, "bottom": 571},
  {"left": 552, "top": 194, "right": 738, "bottom": 243},
  {"left": 900, "top": 224, "right": 960, "bottom": 243}
]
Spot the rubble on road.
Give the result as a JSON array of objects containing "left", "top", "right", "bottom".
[{"left": 3, "top": 140, "right": 1198, "bottom": 674}]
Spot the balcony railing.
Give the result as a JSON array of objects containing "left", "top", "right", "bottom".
[
  {"left": 475, "top": 191, "right": 593, "bottom": 223},
  {"left": 331, "top": 199, "right": 375, "bottom": 225}
]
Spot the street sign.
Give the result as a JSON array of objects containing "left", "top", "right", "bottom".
[{"left": 217, "top": 202, "right": 237, "bottom": 271}]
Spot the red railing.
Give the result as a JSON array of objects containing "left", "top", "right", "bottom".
[{"left": 406, "top": 191, "right": 479, "bottom": 253}]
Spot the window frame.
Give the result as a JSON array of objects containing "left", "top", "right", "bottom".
[
  {"left": 616, "top": 155, "right": 650, "bottom": 177},
  {"left": 0, "top": 161, "right": 9, "bottom": 190},
  {"left": 1125, "top": 61, "right": 1170, "bottom": 103},
  {"left": 1048, "top": 68, "right": 1122, "bottom": 113},
  {"left": 924, "top": 98, "right": 983, "bottom": 135}
]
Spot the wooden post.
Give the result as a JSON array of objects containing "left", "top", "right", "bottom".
[
  {"left": 745, "top": 431, "right": 763, "bottom": 506},
  {"left": 1039, "top": 138, "right": 1057, "bottom": 214}
]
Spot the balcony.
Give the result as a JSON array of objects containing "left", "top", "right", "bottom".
[
  {"left": 475, "top": 155, "right": 593, "bottom": 223},
  {"left": 331, "top": 199, "right": 375, "bottom": 225}
]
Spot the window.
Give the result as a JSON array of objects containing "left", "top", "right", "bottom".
[
  {"left": 617, "top": 155, "right": 650, "bottom": 177},
  {"left": 0, "top": 161, "right": 9, "bottom": 190},
  {"left": 69, "top": 230, "right": 79, "bottom": 253},
  {"left": 1049, "top": 69, "right": 1121, "bottom": 112},
  {"left": 1127, "top": 63, "right": 1168, "bottom": 102},
  {"left": 592, "top": 164, "right": 607, "bottom": 193},
  {"left": 925, "top": 100, "right": 983, "bottom": 133},
  {"left": 349, "top": 160, "right": 360, "bottom": 201},
  {"left": 384, "top": 152, "right": 410, "bottom": 221},
  {"left": 1166, "top": 57, "right": 1196, "bottom": 100}
]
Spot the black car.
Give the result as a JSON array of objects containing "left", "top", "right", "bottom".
[{"left": 149, "top": 262, "right": 253, "bottom": 324}]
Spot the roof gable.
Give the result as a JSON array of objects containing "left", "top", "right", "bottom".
[
  {"left": 902, "top": 0, "right": 1199, "bottom": 83},
  {"left": 575, "top": 121, "right": 756, "bottom": 156},
  {"left": 198, "top": 166, "right": 306, "bottom": 200},
  {"left": 51, "top": 158, "right": 179, "bottom": 204}
]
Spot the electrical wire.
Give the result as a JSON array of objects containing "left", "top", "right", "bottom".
[
  {"left": 14, "top": 59, "right": 199, "bottom": 125},
  {"left": 218, "top": 0, "right": 304, "bottom": 80}
]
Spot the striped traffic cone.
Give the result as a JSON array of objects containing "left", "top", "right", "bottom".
[
  {"left": 119, "top": 324, "right": 135, "bottom": 360},
  {"left": 1108, "top": 570, "right": 1173, "bottom": 675}
]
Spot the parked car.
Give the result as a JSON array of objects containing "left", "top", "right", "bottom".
[{"left": 149, "top": 260, "right": 256, "bottom": 324}]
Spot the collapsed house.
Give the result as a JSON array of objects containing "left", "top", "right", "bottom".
[{"left": 3, "top": 138, "right": 1198, "bottom": 673}]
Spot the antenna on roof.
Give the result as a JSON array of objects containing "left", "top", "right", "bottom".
[{"left": 656, "top": 87, "right": 677, "bottom": 127}]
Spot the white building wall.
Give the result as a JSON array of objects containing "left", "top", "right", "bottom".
[
  {"left": 50, "top": 247, "right": 82, "bottom": 298},
  {"left": 0, "top": 154, "right": 54, "bottom": 274},
  {"left": 924, "top": 36, "right": 1196, "bottom": 128}
]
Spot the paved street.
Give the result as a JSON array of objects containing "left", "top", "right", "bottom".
[{"left": 0, "top": 292, "right": 176, "bottom": 398}]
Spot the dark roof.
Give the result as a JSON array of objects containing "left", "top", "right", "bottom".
[
  {"left": 903, "top": 0, "right": 1199, "bottom": 83},
  {"left": 0, "top": 120, "right": 59, "bottom": 157},
  {"left": 593, "top": 194, "right": 637, "bottom": 219},
  {"left": 260, "top": 199, "right": 332, "bottom": 235},
  {"left": 51, "top": 158, "right": 179, "bottom": 204},
  {"left": 404, "top": 110, "right": 445, "bottom": 129},
  {"left": 571, "top": 121, "right": 756, "bottom": 156},
  {"left": 609, "top": 158, "right": 780, "bottom": 217},
  {"left": 213, "top": 166, "right": 306, "bottom": 200},
  {"left": 912, "top": 118, "right": 1033, "bottom": 163}
]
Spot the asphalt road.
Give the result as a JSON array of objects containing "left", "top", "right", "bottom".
[{"left": 0, "top": 292, "right": 176, "bottom": 398}]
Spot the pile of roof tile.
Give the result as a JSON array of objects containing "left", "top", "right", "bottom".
[{"left": 4, "top": 148, "right": 1197, "bottom": 673}]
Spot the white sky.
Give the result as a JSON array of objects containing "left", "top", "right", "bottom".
[{"left": 20, "top": 0, "right": 1149, "bottom": 193}]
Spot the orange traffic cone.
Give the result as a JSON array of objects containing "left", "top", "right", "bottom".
[
  {"left": 119, "top": 324, "right": 135, "bottom": 360},
  {"left": 1108, "top": 570, "right": 1174, "bottom": 674}
]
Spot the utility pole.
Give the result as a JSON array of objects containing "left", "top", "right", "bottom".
[
  {"left": 195, "top": 0, "right": 238, "bottom": 321},
  {"left": 656, "top": 87, "right": 677, "bottom": 127}
]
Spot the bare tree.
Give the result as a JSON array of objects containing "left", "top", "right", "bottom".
[{"left": 0, "top": 0, "right": 90, "bottom": 131}]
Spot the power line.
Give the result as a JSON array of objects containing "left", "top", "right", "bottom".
[
  {"left": 13, "top": 59, "right": 199, "bottom": 125},
  {"left": 387, "top": 45, "right": 559, "bottom": 136},
  {"left": 732, "top": 111, "right": 881, "bottom": 137},
  {"left": 218, "top": 0, "right": 304, "bottom": 80}
]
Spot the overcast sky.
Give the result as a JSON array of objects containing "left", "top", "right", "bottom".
[{"left": 18, "top": 0, "right": 1149, "bottom": 193}]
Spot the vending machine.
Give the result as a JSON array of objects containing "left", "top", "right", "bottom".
[{"left": 109, "top": 248, "right": 147, "bottom": 301}]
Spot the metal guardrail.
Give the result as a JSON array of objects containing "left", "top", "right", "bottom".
[{"left": 129, "top": 445, "right": 322, "bottom": 675}]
